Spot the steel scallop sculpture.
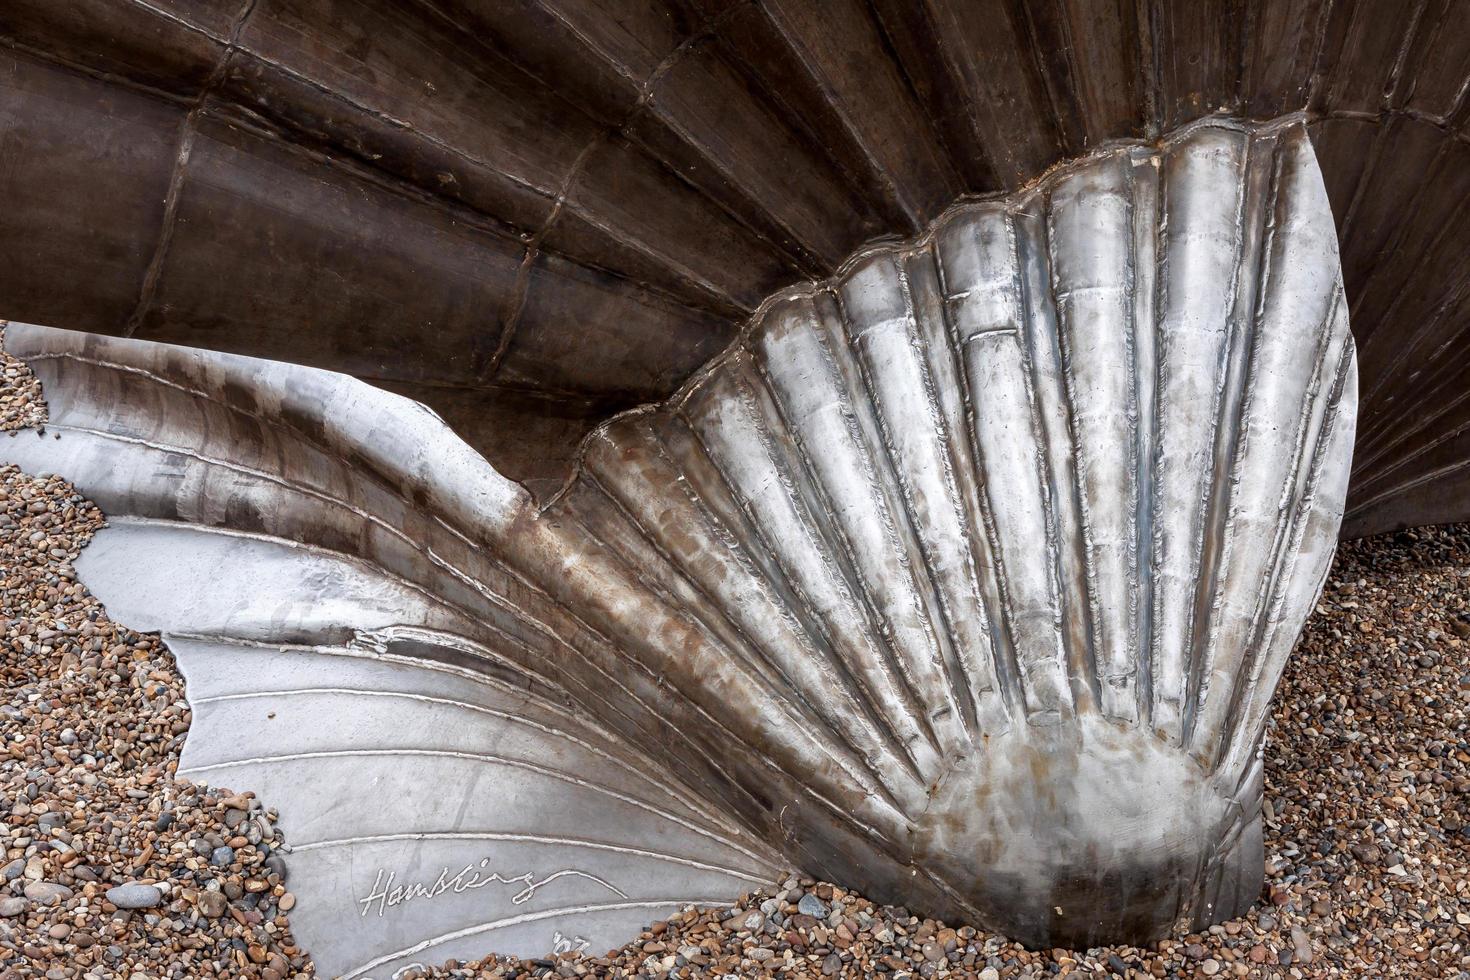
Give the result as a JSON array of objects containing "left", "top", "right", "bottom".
[{"left": 1, "top": 115, "right": 1357, "bottom": 975}]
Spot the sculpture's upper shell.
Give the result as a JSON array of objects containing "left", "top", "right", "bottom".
[{"left": 0, "top": 0, "right": 1464, "bottom": 532}]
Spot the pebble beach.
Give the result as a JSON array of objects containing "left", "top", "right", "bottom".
[{"left": 3, "top": 330, "right": 1468, "bottom": 978}]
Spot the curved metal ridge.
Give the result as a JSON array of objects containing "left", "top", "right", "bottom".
[
  {"left": 0, "top": 113, "right": 1355, "bottom": 969},
  {"left": 553, "top": 110, "right": 1316, "bottom": 498},
  {"left": 0, "top": 0, "right": 1459, "bottom": 531}
]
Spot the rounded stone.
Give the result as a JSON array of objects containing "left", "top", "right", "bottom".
[
  {"left": 22, "top": 881, "right": 73, "bottom": 905},
  {"left": 197, "top": 890, "right": 228, "bottom": 918},
  {"left": 105, "top": 882, "right": 163, "bottom": 909}
]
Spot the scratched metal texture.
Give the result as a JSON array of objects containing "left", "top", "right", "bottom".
[
  {"left": 0, "top": 115, "right": 1357, "bottom": 967},
  {"left": 0, "top": 0, "right": 1455, "bottom": 533}
]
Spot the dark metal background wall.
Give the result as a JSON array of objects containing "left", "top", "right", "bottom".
[{"left": 0, "top": 0, "right": 1465, "bottom": 534}]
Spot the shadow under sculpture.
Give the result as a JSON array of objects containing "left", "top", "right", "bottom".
[{"left": 0, "top": 115, "right": 1356, "bottom": 977}]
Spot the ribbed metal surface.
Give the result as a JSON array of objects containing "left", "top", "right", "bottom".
[{"left": 0, "top": 0, "right": 1463, "bottom": 528}]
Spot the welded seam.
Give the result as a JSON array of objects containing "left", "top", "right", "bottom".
[{"left": 122, "top": 0, "right": 258, "bottom": 338}]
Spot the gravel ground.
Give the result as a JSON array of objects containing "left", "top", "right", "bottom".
[
  {"left": 0, "top": 329, "right": 314, "bottom": 979},
  {"left": 2, "top": 328, "right": 1468, "bottom": 978},
  {"left": 0, "top": 329, "right": 43, "bottom": 433}
]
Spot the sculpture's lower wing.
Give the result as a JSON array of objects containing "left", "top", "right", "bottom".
[{"left": 0, "top": 322, "right": 782, "bottom": 979}]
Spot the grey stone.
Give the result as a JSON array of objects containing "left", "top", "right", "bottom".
[
  {"left": 105, "top": 883, "right": 162, "bottom": 909},
  {"left": 22, "top": 881, "right": 72, "bottom": 905},
  {"left": 797, "top": 893, "right": 828, "bottom": 918},
  {"left": 0, "top": 896, "right": 25, "bottom": 917},
  {"left": 1291, "top": 926, "right": 1314, "bottom": 964},
  {"left": 263, "top": 853, "right": 288, "bottom": 882},
  {"left": 209, "top": 846, "right": 234, "bottom": 868}
]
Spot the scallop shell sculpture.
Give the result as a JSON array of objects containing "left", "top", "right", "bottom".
[{"left": 0, "top": 115, "right": 1354, "bottom": 972}]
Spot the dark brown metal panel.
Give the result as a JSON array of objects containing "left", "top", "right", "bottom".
[
  {"left": 1344, "top": 424, "right": 1470, "bottom": 538},
  {"left": 1348, "top": 128, "right": 1470, "bottom": 398},
  {"left": 750, "top": 0, "right": 965, "bottom": 228},
  {"left": 138, "top": 0, "right": 248, "bottom": 39},
  {"left": 630, "top": 28, "right": 887, "bottom": 270},
  {"left": 233, "top": 0, "right": 797, "bottom": 323},
  {"left": 374, "top": 380, "right": 611, "bottom": 500},
  {"left": 1356, "top": 284, "right": 1470, "bottom": 454},
  {"left": 1351, "top": 294, "right": 1470, "bottom": 519},
  {"left": 2, "top": 0, "right": 1470, "bottom": 537},
  {"left": 1330, "top": 116, "right": 1447, "bottom": 319},
  {"left": 1311, "top": 0, "right": 1426, "bottom": 112},
  {"left": 1240, "top": 0, "right": 1331, "bottom": 116},
  {"left": 1325, "top": 113, "right": 1470, "bottom": 537},
  {"left": 538, "top": 0, "right": 707, "bottom": 77},
  {"left": 1395, "top": 0, "right": 1470, "bottom": 119},
  {"left": 861, "top": 0, "right": 997, "bottom": 191},
  {"left": 1149, "top": 0, "right": 1243, "bottom": 129},
  {"left": 916, "top": 0, "right": 1068, "bottom": 186},
  {"left": 495, "top": 249, "right": 734, "bottom": 400},
  {"left": 548, "top": 135, "right": 791, "bottom": 315},
  {"left": 403, "top": 0, "right": 646, "bottom": 125},
  {"left": 132, "top": 116, "right": 520, "bottom": 387},
  {"left": 0, "top": 0, "right": 229, "bottom": 98},
  {"left": 216, "top": 55, "right": 556, "bottom": 238},
  {"left": 1306, "top": 116, "right": 1377, "bottom": 238},
  {"left": 1018, "top": 0, "right": 1147, "bottom": 150},
  {"left": 228, "top": 0, "right": 584, "bottom": 235},
  {"left": 0, "top": 49, "right": 180, "bottom": 332}
]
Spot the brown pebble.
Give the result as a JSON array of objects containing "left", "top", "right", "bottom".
[{"left": 196, "top": 890, "right": 228, "bottom": 919}]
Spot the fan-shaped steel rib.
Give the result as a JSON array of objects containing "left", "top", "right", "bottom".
[{"left": 553, "top": 114, "right": 1356, "bottom": 946}]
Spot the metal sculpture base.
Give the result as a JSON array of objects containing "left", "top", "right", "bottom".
[
  {"left": 0, "top": 114, "right": 1356, "bottom": 975},
  {"left": 913, "top": 718, "right": 1264, "bottom": 944}
]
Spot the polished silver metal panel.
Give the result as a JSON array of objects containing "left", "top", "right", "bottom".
[
  {"left": 0, "top": 327, "right": 786, "bottom": 978},
  {"left": 0, "top": 115, "right": 1356, "bottom": 965}
]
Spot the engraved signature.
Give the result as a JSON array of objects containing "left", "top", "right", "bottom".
[{"left": 358, "top": 857, "right": 628, "bottom": 918}]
